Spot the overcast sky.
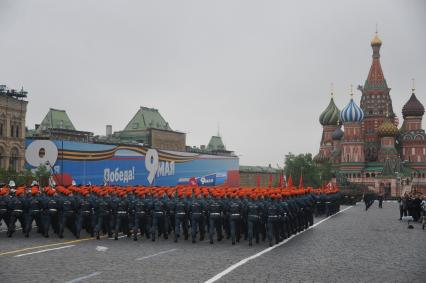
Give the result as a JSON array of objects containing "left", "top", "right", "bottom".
[{"left": 0, "top": 0, "right": 425, "bottom": 167}]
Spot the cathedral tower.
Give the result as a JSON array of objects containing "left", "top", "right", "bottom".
[
  {"left": 340, "top": 90, "right": 365, "bottom": 164},
  {"left": 360, "top": 33, "right": 395, "bottom": 162},
  {"left": 315, "top": 91, "right": 340, "bottom": 163},
  {"left": 400, "top": 85, "right": 426, "bottom": 163}
]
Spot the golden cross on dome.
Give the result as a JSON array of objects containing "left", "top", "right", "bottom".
[
  {"left": 350, "top": 84, "right": 354, "bottom": 97},
  {"left": 375, "top": 23, "right": 378, "bottom": 35},
  {"left": 330, "top": 83, "right": 334, "bottom": 98},
  {"left": 411, "top": 78, "right": 415, "bottom": 93}
]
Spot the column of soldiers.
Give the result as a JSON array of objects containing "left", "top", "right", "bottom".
[{"left": 0, "top": 183, "right": 342, "bottom": 247}]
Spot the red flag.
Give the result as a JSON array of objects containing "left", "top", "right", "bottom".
[
  {"left": 257, "top": 174, "right": 261, "bottom": 187},
  {"left": 299, "top": 173, "right": 304, "bottom": 189},
  {"left": 189, "top": 177, "right": 198, "bottom": 186},
  {"left": 268, "top": 174, "right": 273, "bottom": 188},
  {"left": 287, "top": 175, "right": 293, "bottom": 188},
  {"left": 278, "top": 174, "right": 283, "bottom": 188}
]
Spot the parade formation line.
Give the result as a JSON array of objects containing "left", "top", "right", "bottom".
[
  {"left": 204, "top": 206, "right": 353, "bottom": 283},
  {"left": 13, "top": 244, "right": 75, "bottom": 257}
]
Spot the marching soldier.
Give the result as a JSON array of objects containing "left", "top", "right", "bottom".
[
  {"left": 151, "top": 192, "right": 168, "bottom": 241},
  {"left": 246, "top": 194, "right": 260, "bottom": 246},
  {"left": 228, "top": 194, "right": 242, "bottom": 245},
  {"left": 7, "top": 188, "right": 24, "bottom": 238},
  {"left": 174, "top": 192, "right": 189, "bottom": 242},
  {"left": 0, "top": 188, "right": 10, "bottom": 231},
  {"left": 266, "top": 195, "right": 280, "bottom": 247},
  {"left": 189, "top": 192, "right": 205, "bottom": 243},
  {"left": 208, "top": 194, "right": 223, "bottom": 244}
]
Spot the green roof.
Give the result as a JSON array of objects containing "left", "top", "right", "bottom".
[
  {"left": 240, "top": 165, "right": 281, "bottom": 173},
  {"left": 207, "top": 136, "right": 226, "bottom": 151},
  {"left": 36, "top": 108, "right": 76, "bottom": 133},
  {"left": 363, "top": 167, "right": 383, "bottom": 172},
  {"left": 123, "top": 107, "right": 171, "bottom": 132}
]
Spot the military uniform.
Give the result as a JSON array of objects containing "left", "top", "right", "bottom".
[
  {"left": 208, "top": 197, "right": 223, "bottom": 244},
  {"left": 189, "top": 195, "right": 205, "bottom": 243}
]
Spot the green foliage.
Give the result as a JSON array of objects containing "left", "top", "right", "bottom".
[
  {"left": 34, "top": 165, "right": 51, "bottom": 187},
  {"left": 0, "top": 165, "right": 51, "bottom": 187},
  {"left": 284, "top": 152, "right": 332, "bottom": 188}
]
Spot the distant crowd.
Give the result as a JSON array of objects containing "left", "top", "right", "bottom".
[{"left": 398, "top": 192, "right": 426, "bottom": 222}]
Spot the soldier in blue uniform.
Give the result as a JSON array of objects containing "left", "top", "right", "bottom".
[
  {"left": 151, "top": 192, "right": 168, "bottom": 241},
  {"left": 7, "top": 188, "right": 25, "bottom": 237},
  {"left": 174, "top": 192, "right": 189, "bottom": 242},
  {"left": 0, "top": 188, "right": 10, "bottom": 231},
  {"left": 94, "top": 191, "right": 112, "bottom": 239},
  {"left": 57, "top": 190, "right": 74, "bottom": 238},
  {"left": 113, "top": 192, "right": 130, "bottom": 240},
  {"left": 207, "top": 194, "right": 223, "bottom": 244},
  {"left": 228, "top": 194, "right": 242, "bottom": 245},
  {"left": 246, "top": 194, "right": 260, "bottom": 246},
  {"left": 132, "top": 192, "right": 151, "bottom": 241},
  {"left": 266, "top": 195, "right": 280, "bottom": 247},
  {"left": 189, "top": 192, "right": 205, "bottom": 243}
]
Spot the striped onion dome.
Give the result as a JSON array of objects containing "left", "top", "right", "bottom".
[
  {"left": 340, "top": 98, "right": 364, "bottom": 123},
  {"left": 319, "top": 97, "right": 340, "bottom": 126}
]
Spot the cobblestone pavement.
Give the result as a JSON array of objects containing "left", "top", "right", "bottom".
[{"left": 0, "top": 202, "right": 424, "bottom": 283}]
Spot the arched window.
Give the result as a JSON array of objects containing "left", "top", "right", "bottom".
[
  {"left": 9, "top": 148, "right": 19, "bottom": 172},
  {"left": 15, "top": 125, "right": 19, "bottom": 138},
  {"left": 10, "top": 125, "right": 14, "bottom": 137}
]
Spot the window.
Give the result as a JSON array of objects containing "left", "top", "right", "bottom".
[
  {"left": 0, "top": 123, "right": 3, "bottom": 137},
  {"left": 9, "top": 148, "right": 19, "bottom": 171},
  {"left": 15, "top": 125, "right": 19, "bottom": 138},
  {"left": 11, "top": 125, "right": 14, "bottom": 137}
]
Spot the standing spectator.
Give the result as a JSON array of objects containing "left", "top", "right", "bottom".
[
  {"left": 397, "top": 196, "right": 403, "bottom": 220},
  {"left": 421, "top": 196, "right": 426, "bottom": 218},
  {"left": 402, "top": 193, "right": 408, "bottom": 217},
  {"left": 378, "top": 194, "right": 383, "bottom": 208},
  {"left": 413, "top": 194, "right": 422, "bottom": 222}
]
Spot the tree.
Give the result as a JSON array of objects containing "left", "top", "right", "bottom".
[
  {"left": 284, "top": 152, "right": 332, "bottom": 188},
  {"left": 35, "top": 165, "right": 51, "bottom": 187},
  {"left": 0, "top": 165, "right": 51, "bottom": 187}
]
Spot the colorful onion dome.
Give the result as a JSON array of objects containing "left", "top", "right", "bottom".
[
  {"left": 377, "top": 119, "right": 399, "bottom": 137},
  {"left": 340, "top": 98, "right": 364, "bottom": 123},
  {"left": 319, "top": 97, "right": 340, "bottom": 126},
  {"left": 332, "top": 126, "right": 344, "bottom": 140},
  {"left": 402, "top": 93, "right": 424, "bottom": 118},
  {"left": 371, "top": 34, "right": 382, "bottom": 46}
]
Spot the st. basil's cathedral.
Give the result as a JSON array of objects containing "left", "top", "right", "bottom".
[{"left": 314, "top": 32, "right": 426, "bottom": 197}]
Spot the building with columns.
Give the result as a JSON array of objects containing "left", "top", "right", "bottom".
[
  {"left": 314, "top": 33, "right": 426, "bottom": 197},
  {"left": 0, "top": 85, "right": 28, "bottom": 172}
]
